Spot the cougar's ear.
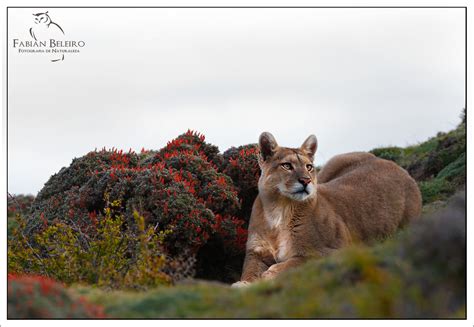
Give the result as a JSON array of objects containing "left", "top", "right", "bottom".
[
  {"left": 301, "top": 134, "right": 318, "bottom": 160},
  {"left": 259, "top": 132, "right": 278, "bottom": 161}
]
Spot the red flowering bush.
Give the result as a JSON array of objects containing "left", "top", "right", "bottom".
[
  {"left": 161, "top": 130, "right": 224, "bottom": 167},
  {"left": 35, "top": 148, "right": 140, "bottom": 202},
  {"left": 8, "top": 274, "right": 106, "bottom": 318},
  {"left": 220, "top": 144, "right": 261, "bottom": 222},
  {"left": 17, "top": 130, "right": 247, "bottom": 285},
  {"left": 8, "top": 194, "right": 35, "bottom": 218},
  {"left": 142, "top": 130, "right": 223, "bottom": 168}
]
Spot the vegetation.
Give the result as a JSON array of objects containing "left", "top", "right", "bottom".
[
  {"left": 9, "top": 203, "right": 172, "bottom": 290},
  {"left": 220, "top": 144, "right": 261, "bottom": 223},
  {"left": 7, "top": 110, "right": 466, "bottom": 318},
  {"left": 8, "top": 274, "right": 106, "bottom": 318},
  {"left": 8, "top": 193, "right": 35, "bottom": 218},
  {"left": 13, "top": 130, "right": 247, "bottom": 287},
  {"left": 73, "top": 192, "right": 465, "bottom": 318},
  {"left": 8, "top": 194, "right": 35, "bottom": 240},
  {"left": 371, "top": 116, "right": 465, "bottom": 205}
]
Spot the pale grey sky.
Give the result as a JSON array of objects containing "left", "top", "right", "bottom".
[{"left": 7, "top": 8, "right": 465, "bottom": 195}]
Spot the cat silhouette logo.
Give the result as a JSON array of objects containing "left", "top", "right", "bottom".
[{"left": 30, "top": 12, "right": 65, "bottom": 62}]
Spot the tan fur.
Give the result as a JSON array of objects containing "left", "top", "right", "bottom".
[{"left": 233, "top": 133, "right": 422, "bottom": 286}]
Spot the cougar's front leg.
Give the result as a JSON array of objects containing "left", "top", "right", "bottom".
[
  {"left": 232, "top": 251, "right": 272, "bottom": 287},
  {"left": 261, "top": 242, "right": 349, "bottom": 281},
  {"left": 261, "top": 256, "right": 306, "bottom": 280}
]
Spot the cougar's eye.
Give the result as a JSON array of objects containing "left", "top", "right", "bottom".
[
  {"left": 281, "top": 163, "right": 292, "bottom": 170},
  {"left": 306, "top": 164, "right": 313, "bottom": 171}
]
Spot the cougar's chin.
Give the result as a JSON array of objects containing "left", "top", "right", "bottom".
[{"left": 279, "top": 184, "right": 315, "bottom": 201}]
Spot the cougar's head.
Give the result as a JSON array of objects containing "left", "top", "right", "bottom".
[{"left": 258, "top": 132, "right": 318, "bottom": 202}]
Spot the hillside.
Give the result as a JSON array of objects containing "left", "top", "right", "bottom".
[
  {"left": 370, "top": 115, "right": 465, "bottom": 209},
  {"left": 7, "top": 113, "right": 466, "bottom": 318}
]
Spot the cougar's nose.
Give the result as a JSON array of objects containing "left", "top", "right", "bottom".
[{"left": 298, "top": 177, "right": 311, "bottom": 186}]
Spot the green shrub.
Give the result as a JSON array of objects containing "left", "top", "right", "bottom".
[
  {"left": 417, "top": 151, "right": 465, "bottom": 205},
  {"left": 370, "top": 147, "right": 403, "bottom": 163},
  {"left": 8, "top": 203, "right": 171, "bottom": 290},
  {"left": 403, "top": 124, "right": 465, "bottom": 181},
  {"left": 8, "top": 274, "right": 106, "bottom": 318},
  {"left": 436, "top": 152, "right": 465, "bottom": 182},
  {"left": 368, "top": 111, "right": 465, "bottom": 206},
  {"left": 418, "top": 179, "right": 455, "bottom": 205}
]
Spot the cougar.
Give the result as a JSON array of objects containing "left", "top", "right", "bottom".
[{"left": 232, "top": 132, "right": 421, "bottom": 287}]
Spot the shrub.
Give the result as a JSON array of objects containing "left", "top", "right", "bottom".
[
  {"left": 8, "top": 194, "right": 35, "bottom": 218},
  {"left": 8, "top": 218, "right": 17, "bottom": 240},
  {"left": 18, "top": 131, "right": 247, "bottom": 286},
  {"left": 194, "top": 213, "right": 248, "bottom": 283},
  {"left": 418, "top": 179, "right": 455, "bottom": 205},
  {"left": 34, "top": 148, "right": 140, "bottom": 203},
  {"left": 370, "top": 147, "right": 403, "bottom": 163},
  {"left": 8, "top": 274, "right": 106, "bottom": 318},
  {"left": 8, "top": 205, "right": 171, "bottom": 290},
  {"left": 143, "top": 130, "right": 223, "bottom": 167},
  {"left": 220, "top": 144, "right": 261, "bottom": 222},
  {"left": 417, "top": 152, "right": 465, "bottom": 205},
  {"left": 368, "top": 112, "right": 465, "bottom": 206},
  {"left": 404, "top": 125, "right": 465, "bottom": 181},
  {"left": 192, "top": 144, "right": 259, "bottom": 283},
  {"left": 436, "top": 152, "right": 465, "bottom": 184}
]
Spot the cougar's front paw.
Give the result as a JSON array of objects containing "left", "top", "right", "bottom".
[
  {"left": 261, "top": 266, "right": 279, "bottom": 280},
  {"left": 231, "top": 281, "right": 250, "bottom": 288}
]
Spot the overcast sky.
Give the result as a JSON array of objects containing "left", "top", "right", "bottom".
[{"left": 7, "top": 8, "right": 465, "bottom": 195}]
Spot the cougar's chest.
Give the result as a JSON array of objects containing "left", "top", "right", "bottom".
[{"left": 264, "top": 207, "right": 293, "bottom": 262}]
